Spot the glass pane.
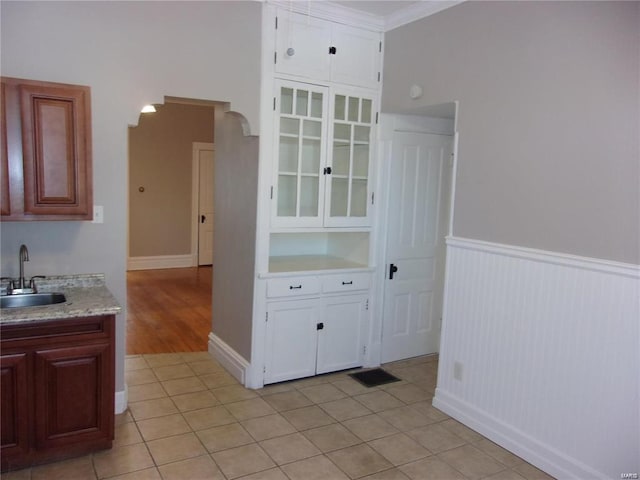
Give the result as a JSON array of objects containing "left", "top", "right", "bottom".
[
  {"left": 300, "top": 176, "right": 319, "bottom": 216},
  {"left": 303, "top": 120, "right": 321, "bottom": 138},
  {"left": 301, "top": 139, "right": 320, "bottom": 174},
  {"left": 361, "top": 99, "right": 372, "bottom": 124},
  {"left": 277, "top": 175, "right": 297, "bottom": 217},
  {"left": 334, "top": 95, "right": 346, "bottom": 120},
  {"left": 296, "top": 90, "right": 308, "bottom": 116},
  {"left": 330, "top": 177, "right": 348, "bottom": 217},
  {"left": 354, "top": 126, "right": 370, "bottom": 143},
  {"left": 348, "top": 97, "right": 359, "bottom": 122},
  {"left": 332, "top": 143, "right": 350, "bottom": 176},
  {"left": 334, "top": 123, "right": 351, "bottom": 142},
  {"left": 310, "top": 92, "right": 323, "bottom": 118},
  {"left": 353, "top": 144, "right": 369, "bottom": 177},
  {"left": 280, "top": 118, "right": 299, "bottom": 136},
  {"left": 279, "top": 137, "right": 299, "bottom": 172},
  {"left": 351, "top": 179, "right": 368, "bottom": 217},
  {"left": 280, "top": 87, "right": 293, "bottom": 115}
]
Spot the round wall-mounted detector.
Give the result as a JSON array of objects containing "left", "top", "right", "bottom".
[{"left": 409, "top": 84, "right": 423, "bottom": 99}]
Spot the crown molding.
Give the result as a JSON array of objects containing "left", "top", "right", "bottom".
[
  {"left": 385, "top": 1, "right": 465, "bottom": 31},
  {"left": 264, "top": 0, "right": 464, "bottom": 32},
  {"left": 267, "top": 0, "right": 385, "bottom": 31}
]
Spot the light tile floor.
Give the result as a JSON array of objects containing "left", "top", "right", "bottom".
[{"left": 4, "top": 353, "right": 556, "bottom": 480}]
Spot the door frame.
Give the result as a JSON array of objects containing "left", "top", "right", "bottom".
[
  {"left": 191, "top": 142, "right": 215, "bottom": 266},
  {"left": 368, "top": 105, "right": 459, "bottom": 367}
]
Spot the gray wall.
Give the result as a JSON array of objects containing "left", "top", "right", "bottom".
[
  {"left": 129, "top": 103, "right": 215, "bottom": 257},
  {"left": 383, "top": 1, "right": 640, "bottom": 264},
  {"left": 212, "top": 111, "right": 259, "bottom": 361},
  {"left": 0, "top": 0, "right": 262, "bottom": 396}
]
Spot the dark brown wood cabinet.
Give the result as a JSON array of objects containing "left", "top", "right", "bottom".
[
  {"left": 0, "top": 315, "right": 114, "bottom": 472},
  {"left": 0, "top": 77, "right": 93, "bottom": 221}
]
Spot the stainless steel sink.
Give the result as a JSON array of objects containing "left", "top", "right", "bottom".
[{"left": 1, "top": 292, "right": 66, "bottom": 308}]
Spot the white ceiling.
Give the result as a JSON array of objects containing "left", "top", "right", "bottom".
[
  {"left": 330, "top": 1, "right": 462, "bottom": 30},
  {"left": 333, "top": 1, "right": 422, "bottom": 17}
]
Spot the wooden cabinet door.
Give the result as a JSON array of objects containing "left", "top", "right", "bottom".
[
  {"left": 19, "top": 82, "right": 92, "bottom": 217},
  {"left": 1, "top": 82, "right": 10, "bottom": 216},
  {"left": 264, "top": 299, "right": 319, "bottom": 384},
  {"left": 316, "top": 294, "right": 367, "bottom": 374},
  {"left": 0, "top": 353, "right": 30, "bottom": 460},
  {"left": 33, "top": 343, "right": 113, "bottom": 449}
]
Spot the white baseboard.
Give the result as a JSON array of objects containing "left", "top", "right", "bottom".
[
  {"left": 115, "top": 387, "right": 127, "bottom": 414},
  {"left": 208, "top": 332, "right": 249, "bottom": 385},
  {"left": 432, "top": 390, "right": 604, "bottom": 480},
  {"left": 127, "top": 254, "right": 195, "bottom": 271}
]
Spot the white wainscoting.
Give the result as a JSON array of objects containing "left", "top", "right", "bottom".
[
  {"left": 433, "top": 237, "right": 639, "bottom": 480},
  {"left": 127, "top": 254, "right": 195, "bottom": 271}
]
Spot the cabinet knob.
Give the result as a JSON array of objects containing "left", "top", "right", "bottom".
[
  {"left": 286, "top": 47, "right": 295, "bottom": 57},
  {"left": 317, "top": 322, "right": 324, "bottom": 330},
  {"left": 329, "top": 46, "right": 337, "bottom": 55}
]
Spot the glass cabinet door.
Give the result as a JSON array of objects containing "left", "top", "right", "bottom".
[
  {"left": 273, "top": 81, "right": 328, "bottom": 227},
  {"left": 326, "top": 91, "right": 374, "bottom": 226}
]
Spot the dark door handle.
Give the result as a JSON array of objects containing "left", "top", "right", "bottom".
[
  {"left": 201, "top": 215, "right": 205, "bottom": 223},
  {"left": 329, "top": 46, "right": 337, "bottom": 55},
  {"left": 317, "top": 322, "right": 324, "bottom": 330},
  {"left": 389, "top": 264, "right": 398, "bottom": 280}
]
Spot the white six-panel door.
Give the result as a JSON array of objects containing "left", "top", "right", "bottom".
[
  {"left": 381, "top": 132, "right": 453, "bottom": 363},
  {"left": 198, "top": 148, "right": 215, "bottom": 265}
]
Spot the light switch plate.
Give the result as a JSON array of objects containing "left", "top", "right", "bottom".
[{"left": 92, "top": 205, "right": 104, "bottom": 224}]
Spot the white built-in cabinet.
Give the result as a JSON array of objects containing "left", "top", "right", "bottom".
[
  {"left": 251, "top": 4, "right": 384, "bottom": 388},
  {"left": 264, "top": 273, "right": 369, "bottom": 384},
  {"left": 272, "top": 80, "right": 376, "bottom": 228},
  {"left": 275, "top": 10, "right": 382, "bottom": 90}
]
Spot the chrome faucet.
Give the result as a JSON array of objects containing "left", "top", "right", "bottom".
[{"left": 18, "top": 244, "right": 29, "bottom": 290}]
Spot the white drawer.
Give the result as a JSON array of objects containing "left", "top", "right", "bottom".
[
  {"left": 322, "top": 273, "right": 371, "bottom": 293},
  {"left": 267, "top": 276, "right": 321, "bottom": 298}
]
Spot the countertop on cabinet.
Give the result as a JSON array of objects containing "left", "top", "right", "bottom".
[{"left": 0, "top": 274, "right": 121, "bottom": 325}]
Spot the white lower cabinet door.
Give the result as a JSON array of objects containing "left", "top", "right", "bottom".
[
  {"left": 264, "top": 299, "right": 319, "bottom": 384},
  {"left": 316, "top": 294, "right": 368, "bottom": 375}
]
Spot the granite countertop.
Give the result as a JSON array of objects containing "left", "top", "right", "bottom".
[{"left": 0, "top": 274, "right": 121, "bottom": 325}]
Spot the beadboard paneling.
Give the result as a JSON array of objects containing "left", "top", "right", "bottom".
[{"left": 434, "top": 237, "right": 639, "bottom": 480}]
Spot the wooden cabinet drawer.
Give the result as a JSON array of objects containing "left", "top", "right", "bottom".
[
  {"left": 267, "top": 276, "right": 320, "bottom": 298},
  {"left": 322, "top": 273, "right": 370, "bottom": 293}
]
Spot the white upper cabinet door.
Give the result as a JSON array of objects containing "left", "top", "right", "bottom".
[
  {"left": 324, "top": 89, "right": 376, "bottom": 227},
  {"left": 272, "top": 80, "right": 329, "bottom": 228},
  {"left": 330, "top": 24, "right": 381, "bottom": 90},
  {"left": 275, "top": 12, "right": 332, "bottom": 82},
  {"left": 275, "top": 10, "right": 382, "bottom": 90}
]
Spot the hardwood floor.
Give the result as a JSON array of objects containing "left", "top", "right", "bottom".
[{"left": 126, "top": 267, "right": 212, "bottom": 354}]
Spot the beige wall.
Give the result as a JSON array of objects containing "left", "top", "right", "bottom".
[
  {"left": 383, "top": 1, "right": 640, "bottom": 264},
  {"left": 129, "top": 103, "right": 215, "bottom": 257}
]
